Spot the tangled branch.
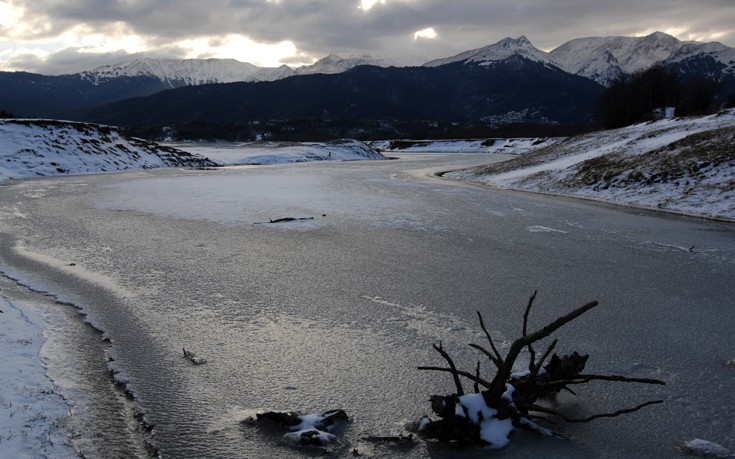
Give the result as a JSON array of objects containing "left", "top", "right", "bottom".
[{"left": 417, "top": 293, "right": 665, "bottom": 448}]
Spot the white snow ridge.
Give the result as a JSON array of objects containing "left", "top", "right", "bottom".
[
  {"left": 0, "top": 119, "right": 217, "bottom": 184},
  {"left": 80, "top": 58, "right": 294, "bottom": 86}
]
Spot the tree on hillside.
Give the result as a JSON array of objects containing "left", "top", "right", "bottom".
[
  {"left": 0, "top": 109, "right": 14, "bottom": 118},
  {"left": 598, "top": 63, "right": 729, "bottom": 128},
  {"left": 598, "top": 64, "right": 680, "bottom": 128},
  {"left": 677, "top": 75, "right": 723, "bottom": 116}
]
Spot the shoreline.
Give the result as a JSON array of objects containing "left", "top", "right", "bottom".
[
  {"left": 0, "top": 241, "right": 155, "bottom": 458},
  {"left": 0, "top": 271, "right": 77, "bottom": 458}
]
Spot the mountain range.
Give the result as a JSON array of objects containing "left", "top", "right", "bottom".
[{"left": 1, "top": 32, "right": 733, "bottom": 131}]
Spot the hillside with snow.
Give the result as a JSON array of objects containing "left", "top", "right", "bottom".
[
  {"left": 371, "top": 137, "right": 556, "bottom": 154},
  {"left": 0, "top": 120, "right": 217, "bottom": 183},
  {"left": 0, "top": 120, "right": 388, "bottom": 184},
  {"left": 172, "top": 139, "right": 386, "bottom": 165},
  {"left": 445, "top": 110, "right": 735, "bottom": 221}
]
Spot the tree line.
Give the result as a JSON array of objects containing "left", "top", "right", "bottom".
[{"left": 598, "top": 64, "right": 731, "bottom": 128}]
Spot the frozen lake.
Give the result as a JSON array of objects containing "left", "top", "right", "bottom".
[{"left": 1, "top": 152, "right": 733, "bottom": 458}]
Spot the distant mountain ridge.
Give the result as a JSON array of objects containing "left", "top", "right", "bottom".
[
  {"left": 293, "top": 54, "right": 400, "bottom": 75},
  {"left": 63, "top": 57, "right": 606, "bottom": 128},
  {"left": 18, "top": 31, "right": 735, "bottom": 89},
  {"left": 79, "top": 58, "right": 295, "bottom": 86},
  {"left": 1, "top": 31, "right": 733, "bottom": 130},
  {"left": 426, "top": 32, "right": 735, "bottom": 87},
  {"left": 78, "top": 54, "right": 400, "bottom": 87}
]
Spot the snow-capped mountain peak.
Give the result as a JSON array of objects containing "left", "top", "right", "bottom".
[
  {"left": 550, "top": 31, "right": 699, "bottom": 86},
  {"left": 664, "top": 40, "right": 735, "bottom": 77},
  {"left": 294, "top": 54, "right": 398, "bottom": 75},
  {"left": 423, "top": 36, "right": 555, "bottom": 67},
  {"left": 79, "top": 58, "right": 294, "bottom": 87}
]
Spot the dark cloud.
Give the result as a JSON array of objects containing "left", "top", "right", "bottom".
[{"left": 2, "top": 0, "right": 734, "bottom": 73}]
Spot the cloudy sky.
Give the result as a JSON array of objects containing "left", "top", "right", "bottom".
[{"left": 1, "top": 0, "right": 734, "bottom": 74}]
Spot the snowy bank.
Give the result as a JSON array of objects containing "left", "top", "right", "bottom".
[
  {"left": 0, "top": 119, "right": 217, "bottom": 184},
  {"left": 445, "top": 110, "right": 735, "bottom": 221},
  {"left": 371, "top": 137, "right": 555, "bottom": 154},
  {"left": 169, "top": 139, "right": 386, "bottom": 165},
  {"left": 0, "top": 295, "right": 76, "bottom": 458}
]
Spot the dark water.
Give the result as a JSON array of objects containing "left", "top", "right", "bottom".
[{"left": 0, "top": 154, "right": 733, "bottom": 458}]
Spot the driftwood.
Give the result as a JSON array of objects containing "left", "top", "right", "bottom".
[
  {"left": 182, "top": 347, "right": 206, "bottom": 365},
  {"left": 361, "top": 434, "right": 414, "bottom": 445},
  {"left": 250, "top": 409, "right": 349, "bottom": 449},
  {"left": 254, "top": 216, "right": 315, "bottom": 224},
  {"left": 418, "top": 292, "right": 665, "bottom": 448}
]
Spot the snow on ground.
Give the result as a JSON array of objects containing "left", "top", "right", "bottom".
[
  {"left": 0, "top": 121, "right": 385, "bottom": 184},
  {"left": 168, "top": 139, "right": 386, "bottom": 165},
  {"left": 445, "top": 110, "right": 735, "bottom": 221},
  {"left": 371, "top": 137, "right": 555, "bottom": 154},
  {"left": 0, "top": 120, "right": 216, "bottom": 184},
  {"left": 0, "top": 295, "right": 77, "bottom": 458}
]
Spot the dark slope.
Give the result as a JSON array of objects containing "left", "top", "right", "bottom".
[
  {"left": 64, "top": 59, "right": 605, "bottom": 126},
  {"left": 0, "top": 71, "right": 171, "bottom": 117}
]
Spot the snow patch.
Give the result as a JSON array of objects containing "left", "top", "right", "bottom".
[
  {"left": 0, "top": 295, "right": 76, "bottom": 458},
  {"left": 526, "top": 225, "right": 569, "bottom": 234}
]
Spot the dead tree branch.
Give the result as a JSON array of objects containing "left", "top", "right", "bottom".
[
  {"left": 432, "top": 342, "right": 465, "bottom": 396},
  {"left": 417, "top": 294, "right": 666, "bottom": 449},
  {"left": 526, "top": 400, "right": 663, "bottom": 423},
  {"left": 416, "top": 366, "right": 492, "bottom": 389},
  {"left": 522, "top": 290, "right": 538, "bottom": 373},
  {"left": 533, "top": 338, "right": 558, "bottom": 377},
  {"left": 487, "top": 299, "right": 599, "bottom": 401},
  {"left": 476, "top": 311, "right": 503, "bottom": 368}
]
